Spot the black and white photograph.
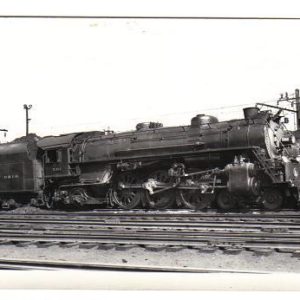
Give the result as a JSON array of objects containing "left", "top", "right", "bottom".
[{"left": 1, "top": 0, "right": 300, "bottom": 293}]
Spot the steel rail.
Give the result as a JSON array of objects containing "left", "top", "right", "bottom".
[
  {"left": 1, "top": 208, "right": 300, "bottom": 218},
  {"left": 0, "top": 216, "right": 298, "bottom": 234},
  {"left": 0, "top": 212, "right": 299, "bottom": 234},
  {"left": 1, "top": 229, "right": 300, "bottom": 253},
  {"left": 0, "top": 235, "right": 298, "bottom": 250},
  {"left": 0, "top": 226, "right": 300, "bottom": 243},
  {"left": 0, "top": 215, "right": 299, "bottom": 232},
  {"left": 0, "top": 258, "right": 266, "bottom": 273},
  {"left": 0, "top": 224, "right": 294, "bottom": 234},
  {"left": 0, "top": 222, "right": 296, "bottom": 233},
  {"left": 0, "top": 216, "right": 298, "bottom": 225},
  {"left": 1, "top": 210, "right": 300, "bottom": 221},
  {"left": 0, "top": 216, "right": 297, "bottom": 223}
]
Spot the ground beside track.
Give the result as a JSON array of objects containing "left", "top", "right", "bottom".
[{"left": 0, "top": 243, "right": 299, "bottom": 273}]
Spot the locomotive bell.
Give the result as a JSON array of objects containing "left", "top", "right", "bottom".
[{"left": 191, "top": 114, "right": 219, "bottom": 127}]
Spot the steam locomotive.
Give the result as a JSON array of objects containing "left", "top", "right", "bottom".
[{"left": 0, "top": 104, "right": 300, "bottom": 211}]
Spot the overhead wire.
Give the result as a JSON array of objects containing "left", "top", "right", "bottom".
[
  {"left": 30, "top": 98, "right": 282, "bottom": 131},
  {"left": 0, "top": 16, "right": 300, "bottom": 20}
]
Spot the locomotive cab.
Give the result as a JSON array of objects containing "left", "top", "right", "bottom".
[
  {"left": 37, "top": 133, "right": 79, "bottom": 179},
  {"left": 43, "top": 148, "right": 70, "bottom": 177}
]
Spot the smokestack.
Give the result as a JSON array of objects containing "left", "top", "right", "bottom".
[{"left": 243, "top": 107, "right": 259, "bottom": 120}]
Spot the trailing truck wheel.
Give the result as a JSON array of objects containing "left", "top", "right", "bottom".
[
  {"left": 262, "top": 189, "right": 283, "bottom": 211},
  {"left": 69, "top": 188, "right": 88, "bottom": 206},
  {"left": 179, "top": 190, "right": 212, "bottom": 210},
  {"left": 112, "top": 190, "right": 142, "bottom": 209},
  {"left": 112, "top": 173, "right": 142, "bottom": 209},
  {"left": 216, "top": 190, "right": 237, "bottom": 211}
]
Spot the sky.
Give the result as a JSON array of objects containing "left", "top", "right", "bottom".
[{"left": 1, "top": 0, "right": 300, "bottom": 141}]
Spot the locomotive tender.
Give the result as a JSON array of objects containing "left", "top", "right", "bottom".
[{"left": 0, "top": 104, "right": 300, "bottom": 211}]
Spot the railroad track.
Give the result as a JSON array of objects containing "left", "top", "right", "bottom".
[
  {"left": 2, "top": 207, "right": 300, "bottom": 216},
  {"left": 0, "top": 209, "right": 299, "bottom": 255},
  {"left": 0, "top": 258, "right": 267, "bottom": 272}
]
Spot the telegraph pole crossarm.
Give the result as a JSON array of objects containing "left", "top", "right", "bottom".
[{"left": 276, "top": 89, "right": 300, "bottom": 130}]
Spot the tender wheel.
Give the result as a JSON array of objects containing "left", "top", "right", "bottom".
[
  {"left": 262, "top": 189, "right": 283, "bottom": 210},
  {"left": 179, "top": 190, "right": 212, "bottom": 210},
  {"left": 216, "top": 190, "right": 237, "bottom": 210},
  {"left": 112, "top": 173, "right": 142, "bottom": 209},
  {"left": 146, "top": 170, "right": 176, "bottom": 209}
]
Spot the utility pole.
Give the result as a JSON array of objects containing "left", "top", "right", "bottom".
[
  {"left": 277, "top": 89, "right": 300, "bottom": 130},
  {"left": 295, "top": 89, "right": 300, "bottom": 130},
  {"left": 23, "top": 104, "right": 32, "bottom": 136}
]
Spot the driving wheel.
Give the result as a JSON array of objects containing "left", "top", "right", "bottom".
[
  {"left": 146, "top": 170, "right": 176, "bottom": 209},
  {"left": 179, "top": 190, "right": 212, "bottom": 210}
]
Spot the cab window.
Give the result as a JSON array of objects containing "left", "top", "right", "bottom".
[{"left": 46, "top": 150, "right": 62, "bottom": 163}]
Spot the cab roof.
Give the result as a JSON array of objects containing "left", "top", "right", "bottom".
[{"left": 37, "top": 133, "right": 79, "bottom": 150}]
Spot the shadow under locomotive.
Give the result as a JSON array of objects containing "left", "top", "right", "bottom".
[{"left": 1, "top": 104, "right": 300, "bottom": 211}]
